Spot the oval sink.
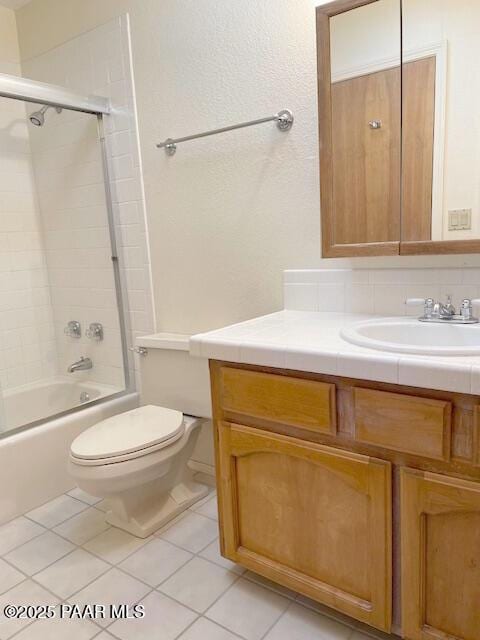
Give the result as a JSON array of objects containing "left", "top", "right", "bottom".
[{"left": 340, "top": 318, "right": 480, "bottom": 356}]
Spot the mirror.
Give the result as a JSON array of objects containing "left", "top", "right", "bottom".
[
  {"left": 317, "top": 0, "right": 480, "bottom": 257},
  {"left": 402, "top": 0, "right": 480, "bottom": 250},
  {"left": 329, "top": 0, "right": 401, "bottom": 248},
  {"left": 317, "top": 0, "right": 401, "bottom": 257}
]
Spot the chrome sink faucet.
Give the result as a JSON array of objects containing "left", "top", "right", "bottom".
[
  {"left": 405, "top": 297, "right": 480, "bottom": 324},
  {"left": 67, "top": 357, "right": 93, "bottom": 373}
]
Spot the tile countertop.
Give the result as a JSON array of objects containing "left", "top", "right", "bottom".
[{"left": 189, "top": 310, "right": 480, "bottom": 396}]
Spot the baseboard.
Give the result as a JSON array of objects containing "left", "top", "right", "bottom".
[{"left": 189, "top": 459, "right": 216, "bottom": 487}]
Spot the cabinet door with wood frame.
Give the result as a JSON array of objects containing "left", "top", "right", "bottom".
[
  {"left": 216, "top": 421, "right": 392, "bottom": 631},
  {"left": 401, "top": 468, "right": 480, "bottom": 640}
]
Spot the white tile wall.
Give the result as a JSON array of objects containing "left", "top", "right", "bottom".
[
  {"left": 21, "top": 15, "right": 155, "bottom": 390},
  {"left": 0, "top": 67, "right": 58, "bottom": 391},
  {"left": 27, "top": 106, "right": 125, "bottom": 389},
  {"left": 284, "top": 268, "right": 480, "bottom": 316}
]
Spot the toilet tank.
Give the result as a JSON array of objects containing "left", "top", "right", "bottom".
[{"left": 135, "top": 333, "right": 212, "bottom": 419}]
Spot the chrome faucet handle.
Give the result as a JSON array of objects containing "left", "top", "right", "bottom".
[
  {"left": 461, "top": 299, "right": 472, "bottom": 318},
  {"left": 425, "top": 298, "right": 435, "bottom": 316},
  {"left": 461, "top": 299, "right": 480, "bottom": 321},
  {"left": 86, "top": 322, "right": 104, "bottom": 341},
  {"left": 407, "top": 297, "right": 480, "bottom": 324},
  {"left": 64, "top": 320, "right": 81, "bottom": 338},
  {"left": 405, "top": 298, "right": 434, "bottom": 318}
]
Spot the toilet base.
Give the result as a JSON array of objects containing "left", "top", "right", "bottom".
[
  {"left": 105, "top": 479, "right": 209, "bottom": 538},
  {"left": 70, "top": 415, "right": 210, "bottom": 539}
]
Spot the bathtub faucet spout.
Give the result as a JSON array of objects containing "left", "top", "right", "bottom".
[{"left": 68, "top": 357, "right": 93, "bottom": 373}]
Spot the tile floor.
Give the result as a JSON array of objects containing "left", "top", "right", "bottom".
[{"left": 0, "top": 487, "right": 393, "bottom": 640}]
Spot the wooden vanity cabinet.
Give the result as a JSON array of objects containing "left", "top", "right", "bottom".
[
  {"left": 216, "top": 421, "right": 392, "bottom": 630},
  {"left": 401, "top": 469, "right": 480, "bottom": 640},
  {"left": 211, "top": 363, "right": 392, "bottom": 631},
  {"left": 209, "top": 361, "right": 480, "bottom": 638}
]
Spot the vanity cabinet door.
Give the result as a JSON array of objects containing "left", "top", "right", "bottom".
[
  {"left": 216, "top": 421, "right": 392, "bottom": 631},
  {"left": 401, "top": 468, "right": 480, "bottom": 640}
]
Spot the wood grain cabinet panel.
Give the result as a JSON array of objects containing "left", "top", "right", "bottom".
[
  {"left": 219, "top": 367, "right": 336, "bottom": 434},
  {"left": 401, "top": 468, "right": 480, "bottom": 640},
  {"left": 474, "top": 405, "right": 480, "bottom": 466},
  {"left": 354, "top": 388, "right": 451, "bottom": 461},
  {"left": 216, "top": 422, "right": 392, "bottom": 631},
  {"left": 210, "top": 362, "right": 480, "bottom": 636}
]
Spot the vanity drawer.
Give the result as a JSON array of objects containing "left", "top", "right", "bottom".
[
  {"left": 354, "top": 388, "right": 451, "bottom": 461},
  {"left": 219, "top": 367, "right": 336, "bottom": 434}
]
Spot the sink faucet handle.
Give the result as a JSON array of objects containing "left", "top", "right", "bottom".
[
  {"left": 405, "top": 297, "right": 434, "bottom": 318},
  {"left": 460, "top": 299, "right": 472, "bottom": 319},
  {"left": 460, "top": 298, "right": 480, "bottom": 323},
  {"left": 460, "top": 299, "right": 480, "bottom": 322}
]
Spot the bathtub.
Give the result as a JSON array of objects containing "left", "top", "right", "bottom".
[
  {"left": 0, "top": 379, "right": 139, "bottom": 525},
  {"left": 2, "top": 378, "right": 123, "bottom": 434}
]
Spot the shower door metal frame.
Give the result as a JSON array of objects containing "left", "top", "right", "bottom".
[
  {"left": 97, "top": 113, "right": 132, "bottom": 394},
  {"left": 0, "top": 75, "right": 135, "bottom": 438},
  {"left": 0, "top": 72, "right": 110, "bottom": 114}
]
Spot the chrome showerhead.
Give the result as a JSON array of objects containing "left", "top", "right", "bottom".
[
  {"left": 29, "top": 105, "right": 47, "bottom": 126},
  {"left": 29, "top": 105, "right": 62, "bottom": 127}
]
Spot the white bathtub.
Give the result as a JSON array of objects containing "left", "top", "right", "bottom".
[
  {"left": 0, "top": 381, "right": 139, "bottom": 524},
  {"left": 2, "top": 378, "right": 122, "bottom": 433}
]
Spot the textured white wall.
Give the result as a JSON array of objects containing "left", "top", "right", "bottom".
[
  {"left": 15, "top": 0, "right": 480, "bottom": 336},
  {"left": 26, "top": 107, "right": 124, "bottom": 389}
]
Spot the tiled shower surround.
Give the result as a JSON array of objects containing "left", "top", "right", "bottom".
[
  {"left": 284, "top": 268, "right": 480, "bottom": 315},
  {"left": 22, "top": 14, "right": 155, "bottom": 390},
  {"left": 0, "top": 77, "right": 58, "bottom": 390},
  {"left": 28, "top": 108, "right": 124, "bottom": 389},
  {"left": 0, "top": 15, "right": 154, "bottom": 394}
]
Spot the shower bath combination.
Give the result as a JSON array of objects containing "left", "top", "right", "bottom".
[
  {"left": 29, "top": 103, "right": 62, "bottom": 126},
  {"left": 0, "top": 72, "right": 130, "bottom": 441}
]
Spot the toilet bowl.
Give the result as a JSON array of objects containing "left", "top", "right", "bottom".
[{"left": 69, "top": 405, "right": 209, "bottom": 538}]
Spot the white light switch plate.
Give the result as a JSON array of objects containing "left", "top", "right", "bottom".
[{"left": 448, "top": 208, "right": 472, "bottom": 231}]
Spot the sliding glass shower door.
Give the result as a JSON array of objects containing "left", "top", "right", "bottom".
[{"left": 0, "top": 86, "right": 128, "bottom": 436}]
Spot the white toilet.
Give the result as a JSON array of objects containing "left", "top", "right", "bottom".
[{"left": 69, "top": 404, "right": 209, "bottom": 538}]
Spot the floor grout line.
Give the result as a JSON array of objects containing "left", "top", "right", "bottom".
[
  {"left": 1, "top": 488, "right": 392, "bottom": 640},
  {"left": 0, "top": 523, "right": 48, "bottom": 557},
  {"left": 259, "top": 598, "right": 295, "bottom": 640},
  {"left": 2, "top": 509, "right": 220, "bottom": 602},
  {"left": 22, "top": 531, "right": 232, "bottom": 635},
  {"left": 174, "top": 611, "right": 248, "bottom": 640},
  {"left": 2, "top": 492, "right": 264, "bottom": 639}
]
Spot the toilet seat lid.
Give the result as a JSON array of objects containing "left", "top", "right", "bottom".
[{"left": 70, "top": 405, "right": 185, "bottom": 461}]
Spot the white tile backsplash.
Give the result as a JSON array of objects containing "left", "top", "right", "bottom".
[
  {"left": 284, "top": 268, "right": 480, "bottom": 315},
  {"left": 284, "top": 283, "right": 317, "bottom": 312}
]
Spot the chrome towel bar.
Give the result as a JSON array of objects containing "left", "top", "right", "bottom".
[{"left": 156, "top": 109, "right": 294, "bottom": 156}]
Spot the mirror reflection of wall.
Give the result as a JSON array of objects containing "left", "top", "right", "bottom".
[
  {"left": 403, "top": 0, "right": 480, "bottom": 243},
  {"left": 329, "top": 0, "right": 401, "bottom": 246}
]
